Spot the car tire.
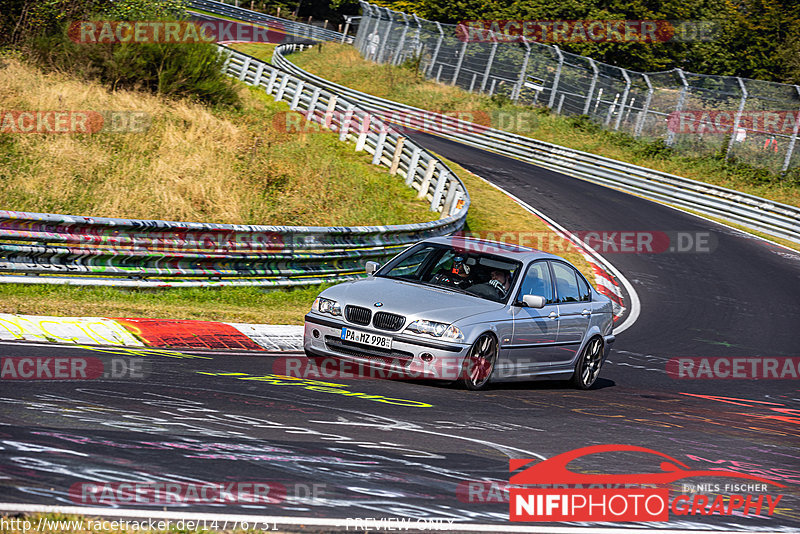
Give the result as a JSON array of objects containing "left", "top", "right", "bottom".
[
  {"left": 570, "top": 336, "right": 604, "bottom": 390},
  {"left": 460, "top": 333, "right": 498, "bottom": 391}
]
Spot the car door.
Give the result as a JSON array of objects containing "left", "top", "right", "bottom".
[
  {"left": 504, "top": 260, "right": 562, "bottom": 376},
  {"left": 551, "top": 261, "right": 593, "bottom": 368}
]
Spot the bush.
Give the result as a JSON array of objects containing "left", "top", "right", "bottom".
[
  {"left": 11, "top": 0, "right": 239, "bottom": 107},
  {"left": 28, "top": 25, "right": 240, "bottom": 107}
]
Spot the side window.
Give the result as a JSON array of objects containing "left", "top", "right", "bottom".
[
  {"left": 519, "top": 262, "right": 554, "bottom": 304},
  {"left": 577, "top": 273, "right": 591, "bottom": 302},
  {"left": 552, "top": 262, "right": 581, "bottom": 303}
]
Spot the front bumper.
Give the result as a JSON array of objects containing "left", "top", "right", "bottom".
[{"left": 304, "top": 314, "right": 470, "bottom": 381}]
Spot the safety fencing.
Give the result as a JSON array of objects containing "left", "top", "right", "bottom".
[
  {"left": 0, "top": 47, "right": 469, "bottom": 287},
  {"left": 273, "top": 44, "right": 800, "bottom": 244},
  {"left": 188, "top": 0, "right": 354, "bottom": 44},
  {"left": 355, "top": 1, "right": 800, "bottom": 174}
]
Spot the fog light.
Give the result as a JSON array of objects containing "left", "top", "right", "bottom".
[
  {"left": 312, "top": 329, "right": 320, "bottom": 339},
  {"left": 420, "top": 352, "right": 434, "bottom": 362}
]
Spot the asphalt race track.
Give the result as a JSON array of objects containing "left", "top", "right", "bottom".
[{"left": 2, "top": 117, "right": 800, "bottom": 531}]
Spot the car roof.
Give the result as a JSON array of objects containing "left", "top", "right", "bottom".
[{"left": 423, "top": 235, "right": 564, "bottom": 262}]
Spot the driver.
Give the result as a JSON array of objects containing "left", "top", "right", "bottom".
[{"left": 431, "top": 255, "right": 473, "bottom": 289}]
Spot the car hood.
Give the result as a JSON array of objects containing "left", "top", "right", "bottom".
[{"left": 319, "top": 276, "right": 505, "bottom": 324}]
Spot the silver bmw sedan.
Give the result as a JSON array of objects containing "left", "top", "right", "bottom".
[{"left": 304, "top": 236, "right": 615, "bottom": 390}]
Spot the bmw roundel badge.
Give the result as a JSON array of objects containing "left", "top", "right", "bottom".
[{"left": 374, "top": 302, "right": 383, "bottom": 307}]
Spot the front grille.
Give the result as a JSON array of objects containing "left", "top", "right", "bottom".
[
  {"left": 345, "top": 305, "right": 371, "bottom": 326},
  {"left": 324, "top": 336, "right": 413, "bottom": 366},
  {"left": 373, "top": 311, "right": 406, "bottom": 331}
]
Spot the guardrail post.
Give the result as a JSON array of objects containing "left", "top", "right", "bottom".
[
  {"left": 339, "top": 103, "right": 355, "bottom": 141},
  {"left": 666, "top": 68, "right": 688, "bottom": 147},
  {"left": 441, "top": 180, "right": 457, "bottom": 217},
  {"left": 614, "top": 69, "right": 631, "bottom": 131},
  {"left": 512, "top": 37, "right": 531, "bottom": 102},
  {"left": 634, "top": 74, "right": 653, "bottom": 138},
  {"left": 377, "top": 7, "right": 393, "bottom": 63},
  {"left": 418, "top": 159, "right": 436, "bottom": 198},
  {"left": 390, "top": 137, "right": 405, "bottom": 174},
  {"left": 319, "top": 94, "right": 338, "bottom": 131},
  {"left": 430, "top": 170, "right": 449, "bottom": 211},
  {"left": 582, "top": 58, "right": 599, "bottom": 115},
  {"left": 355, "top": 111, "right": 370, "bottom": 151},
  {"left": 252, "top": 63, "right": 264, "bottom": 86},
  {"left": 782, "top": 85, "right": 800, "bottom": 172},
  {"left": 393, "top": 13, "right": 410, "bottom": 65},
  {"left": 265, "top": 70, "right": 278, "bottom": 96},
  {"left": 725, "top": 77, "right": 748, "bottom": 161},
  {"left": 372, "top": 131, "right": 387, "bottom": 164},
  {"left": 289, "top": 80, "right": 304, "bottom": 110},
  {"left": 238, "top": 57, "right": 252, "bottom": 81},
  {"left": 306, "top": 87, "right": 321, "bottom": 120},
  {"left": 450, "top": 189, "right": 464, "bottom": 216},
  {"left": 341, "top": 16, "right": 353, "bottom": 45},
  {"left": 405, "top": 147, "right": 421, "bottom": 185},
  {"left": 480, "top": 31, "right": 498, "bottom": 93},
  {"left": 427, "top": 22, "right": 444, "bottom": 77},
  {"left": 275, "top": 75, "right": 290, "bottom": 101},
  {"left": 548, "top": 45, "right": 563, "bottom": 109},
  {"left": 452, "top": 26, "right": 468, "bottom": 86}
]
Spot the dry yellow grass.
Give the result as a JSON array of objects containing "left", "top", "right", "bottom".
[{"left": 0, "top": 56, "right": 436, "bottom": 226}]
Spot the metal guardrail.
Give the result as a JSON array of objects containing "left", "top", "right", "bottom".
[
  {"left": 273, "top": 45, "right": 800, "bottom": 244},
  {"left": 0, "top": 48, "right": 469, "bottom": 287},
  {"left": 188, "top": 0, "right": 354, "bottom": 44}
]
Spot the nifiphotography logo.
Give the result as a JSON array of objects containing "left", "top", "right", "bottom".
[{"left": 508, "top": 444, "right": 785, "bottom": 522}]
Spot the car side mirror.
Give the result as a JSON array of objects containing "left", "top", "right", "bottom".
[
  {"left": 365, "top": 261, "right": 380, "bottom": 275},
  {"left": 517, "top": 294, "right": 546, "bottom": 308}
]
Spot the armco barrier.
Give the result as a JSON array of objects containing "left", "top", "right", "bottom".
[
  {"left": 188, "top": 0, "right": 353, "bottom": 44},
  {"left": 0, "top": 48, "right": 469, "bottom": 287},
  {"left": 273, "top": 45, "right": 800, "bottom": 244}
]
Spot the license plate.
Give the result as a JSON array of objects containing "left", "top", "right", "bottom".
[{"left": 341, "top": 328, "right": 393, "bottom": 349}]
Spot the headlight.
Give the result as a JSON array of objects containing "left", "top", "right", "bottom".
[
  {"left": 312, "top": 297, "right": 342, "bottom": 316},
  {"left": 405, "top": 320, "right": 463, "bottom": 341}
]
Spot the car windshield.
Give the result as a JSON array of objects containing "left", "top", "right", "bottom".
[{"left": 377, "top": 243, "right": 522, "bottom": 303}]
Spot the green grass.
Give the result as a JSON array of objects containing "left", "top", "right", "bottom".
[{"left": 286, "top": 43, "right": 800, "bottom": 208}]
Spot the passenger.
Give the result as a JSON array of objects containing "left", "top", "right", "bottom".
[{"left": 467, "top": 269, "right": 511, "bottom": 300}]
